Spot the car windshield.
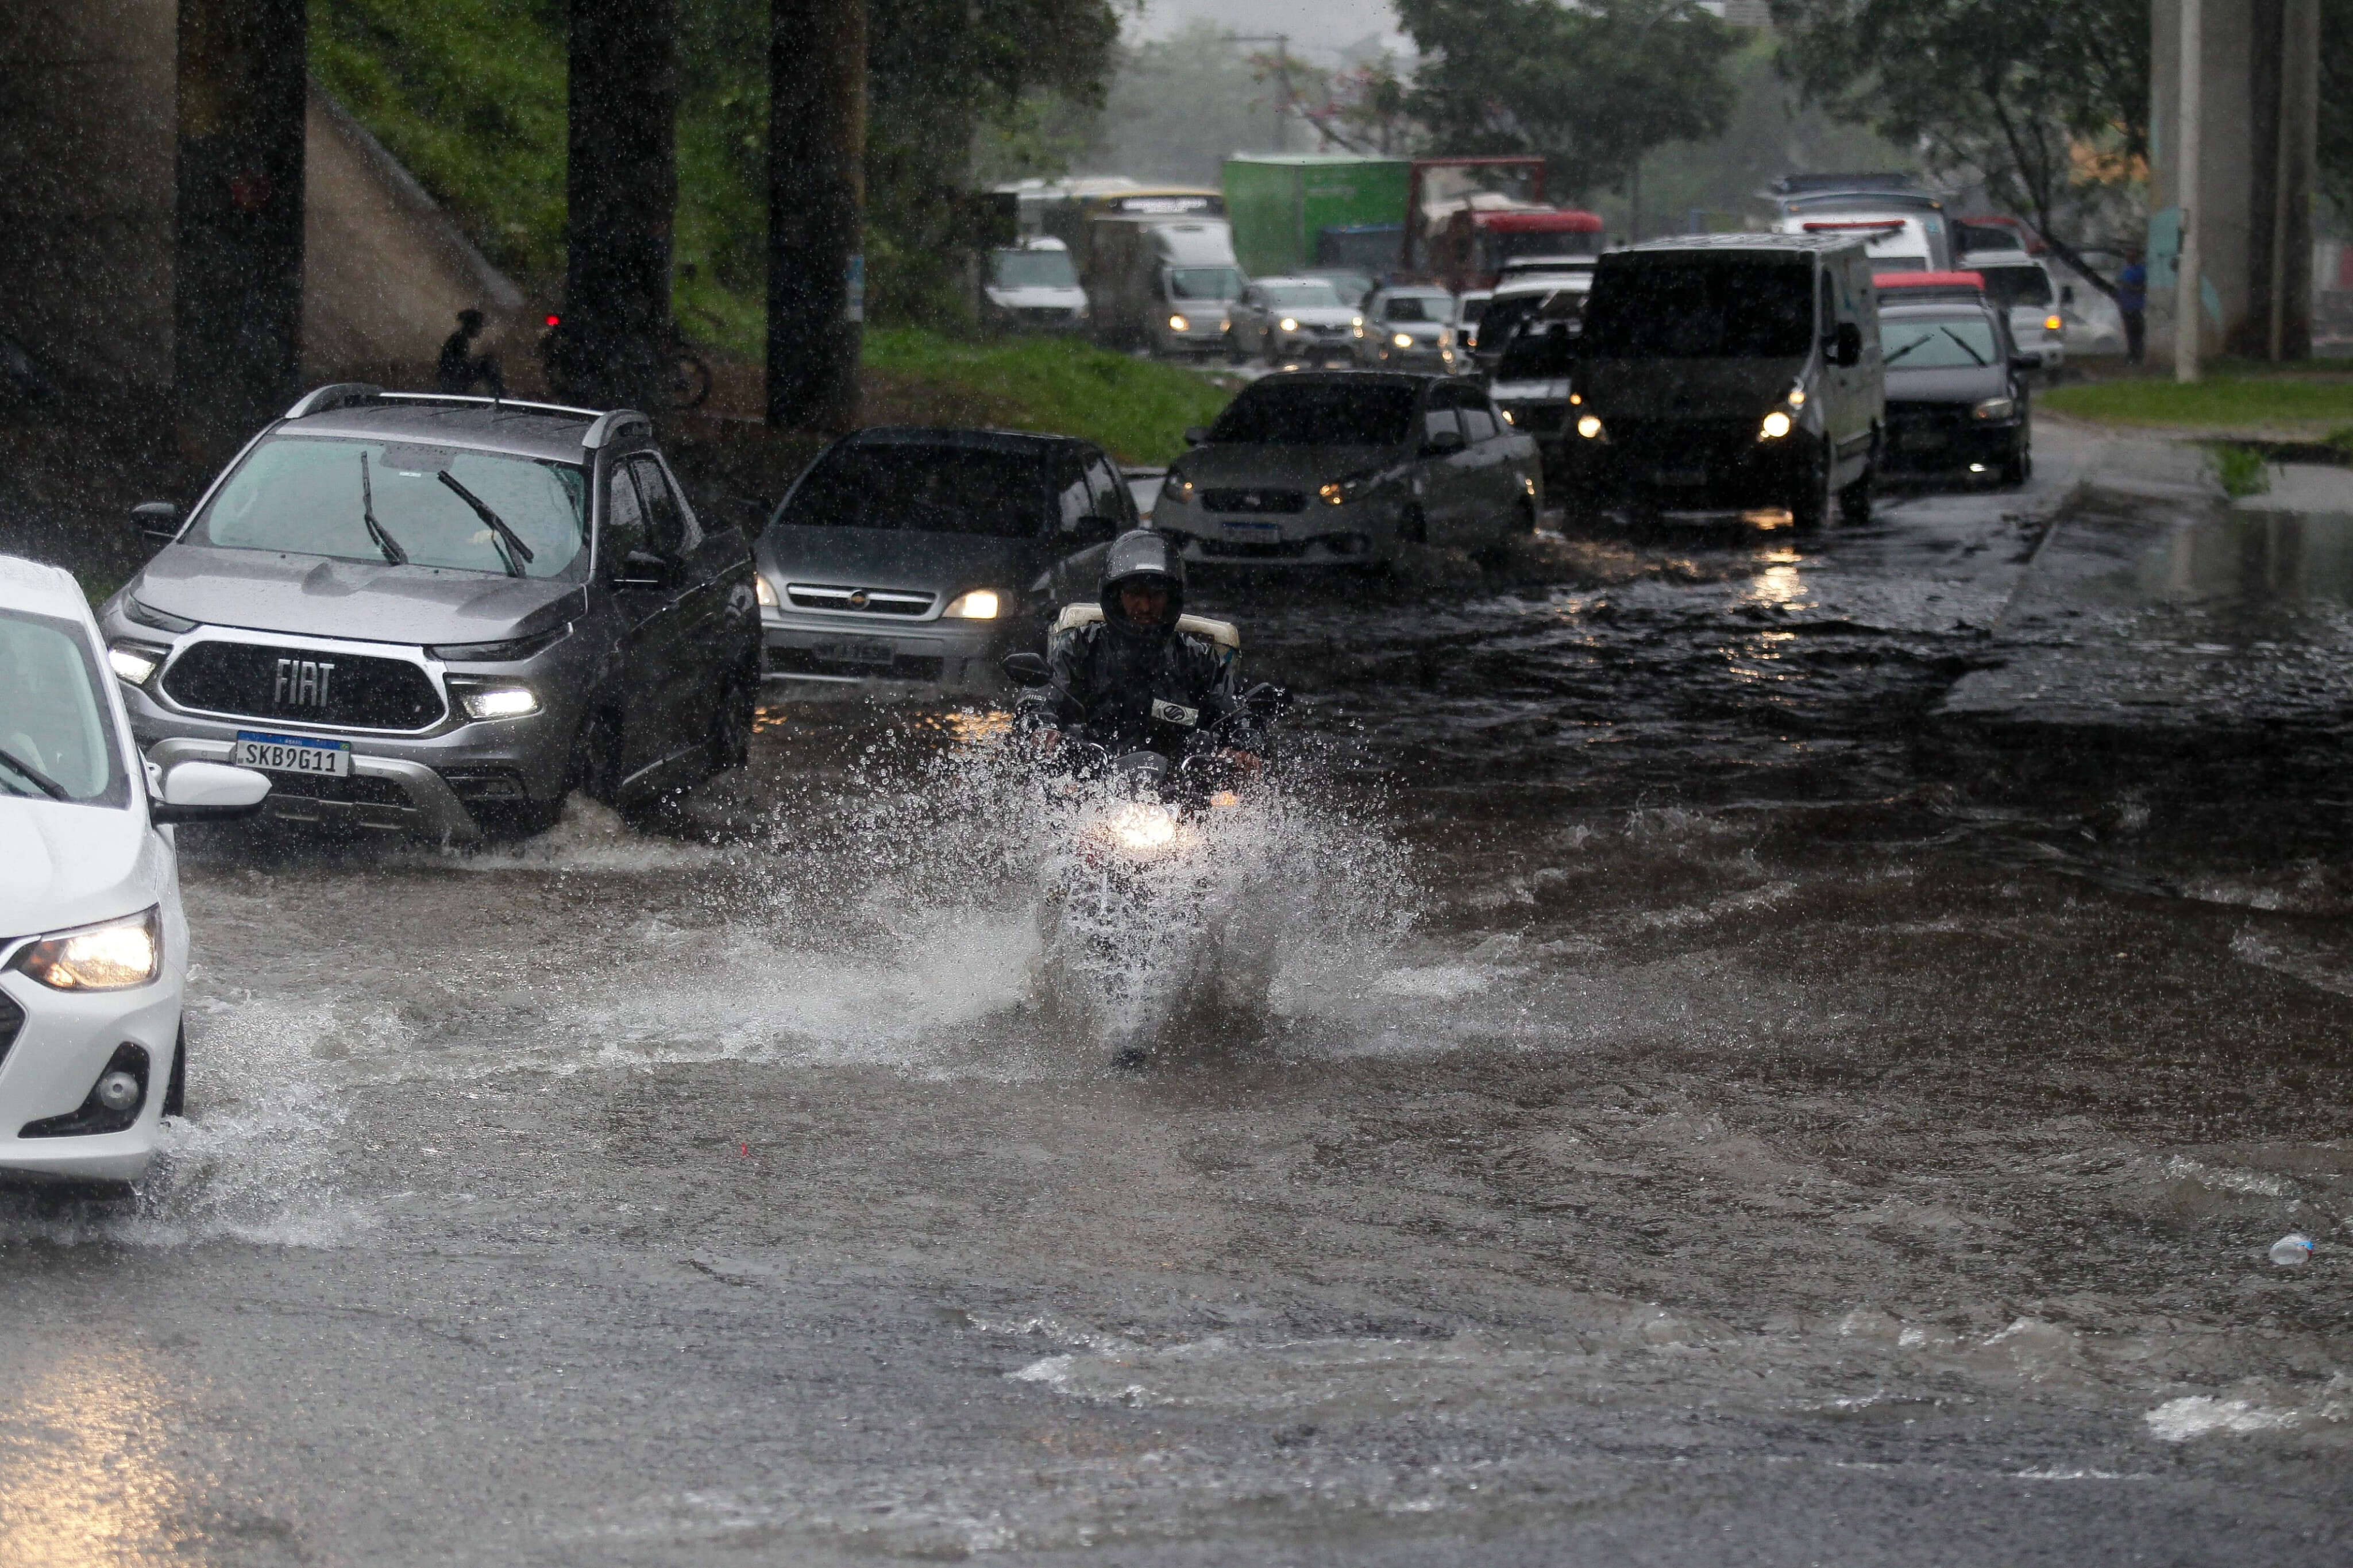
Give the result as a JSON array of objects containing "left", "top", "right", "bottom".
[
  {"left": 1457, "top": 297, "right": 1489, "bottom": 323},
  {"left": 1261, "top": 281, "right": 1344, "bottom": 309},
  {"left": 778, "top": 444, "right": 1048, "bottom": 538},
  {"left": 1168, "top": 267, "right": 1242, "bottom": 301},
  {"left": 0, "top": 607, "right": 126, "bottom": 807},
  {"left": 990, "top": 249, "right": 1077, "bottom": 289},
  {"left": 193, "top": 437, "right": 588, "bottom": 578},
  {"left": 1883, "top": 316, "right": 2000, "bottom": 368},
  {"left": 1383, "top": 295, "right": 1448, "bottom": 322},
  {"left": 1208, "top": 383, "right": 1417, "bottom": 446},
  {"left": 1497, "top": 325, "right": 1577, "bottom": 379},
  {"left": 1475, "top": 289, "right": 1583, "bottom": 350},
  {"left": 1977, "top": 267, "right": 2054, "bottom": 308},
  {"left": 1582, "top": 260, "right": 1814, "bottom": 358}
]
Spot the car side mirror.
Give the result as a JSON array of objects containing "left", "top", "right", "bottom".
[
  {"left": 610, "top": 549, "right": 669, "bottom": 590},
  {"left": 2010, "top": 356, "right": 2040, "bottom": 373},
  {"left": 1072, "top": 513, "right": 1120, "bottom": 547},
  {"left": 1183, "top": 427, "right": 1209, "bottom": 447},
  {"left": 1832, "top": 322, "right": 1863, "bottom": 369},
  {"left": 131, "top": 501, "right": 180, "bottom": 542},
  {"left": 151, "top": 760, "right": 270, "bottom": 825},
  {"left": 1001, "top": 652, "right": 1050, "bottom": 686},
  {"left": 1425, "top": 428, "right": 1467, "bottom": 456},
  {"left": 2061, "top": 285, "right": 2076, "bottom": 305}
]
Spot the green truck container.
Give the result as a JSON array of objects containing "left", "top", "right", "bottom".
[{"left": 1223, "top": 155, "right": 1412, "bottom": 279}]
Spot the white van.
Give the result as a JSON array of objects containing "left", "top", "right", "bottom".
[
  {"left": 1083, "top": 218, "right": 1244, "bottom": 359},
  {"left": 1958, "top": 252, "right": 2067, "bottom": 367}
]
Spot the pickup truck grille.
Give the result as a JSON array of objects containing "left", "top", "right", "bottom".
[
  {"left": 161, "top": 642, "right": 445, "bottom": 731},
  {"left": 1200, "top": 488, "right": 1307, "bottom": 515}
]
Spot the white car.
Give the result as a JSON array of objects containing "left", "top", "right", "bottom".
[
  {"left": 0, "top": 554, "right": 268, "bottom": 1185},
  {"left": 1959, "top": 250, "right": 2069, "bottom": 368}
]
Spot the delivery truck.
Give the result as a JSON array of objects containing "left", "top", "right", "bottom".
[{"left": 1224, "top": 155, "right": 1411, "bottom": 280}]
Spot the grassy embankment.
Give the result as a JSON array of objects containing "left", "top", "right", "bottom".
[
  {"left": 311, "top": 1, "right": 1229, "bottom": 466},
  {"left": 2041, "top": 373, "right": 2353, "bottom": 439}
]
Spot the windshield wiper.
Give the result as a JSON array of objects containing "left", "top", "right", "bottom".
[
  {"left": 437, "top": 470, "right": 534, "bottom": 577},
  {"left": 358, "top": 453, "right": 410, "bottom": 566},
  {"left": 1942, "top": 329, "right": 1991, "bottom": 366},
  {"left": 0, "top": 741, "right": 70, "bottom": 801}
]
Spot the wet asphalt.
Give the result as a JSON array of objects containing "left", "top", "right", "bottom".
[{"left": 3, "top": 417, "right": 2351, "bottom": 1566}]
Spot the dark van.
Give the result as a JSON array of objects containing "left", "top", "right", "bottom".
[{"left": 1561, "top": 234, "right": 1883, "bottom": 528}]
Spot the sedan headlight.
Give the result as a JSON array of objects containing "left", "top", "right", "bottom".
[
  {"left": 755, "top": 575, "right": 779, "bottom": 609},
  {"left": 1392, "top": 332, "right": 1414, "bottom": 349},
  {"left": 451, "top": 681, "right": 540, "bottom": 720},
  {"left": 1164, "top": 474, "right": 1197, "bottom": 505},
  {"left": 1759, "top": 410, "right": 1793, "bottom": 440},
  {"left": 12, "top": 907, "right": 161, "bottom": 991},
  {"left": 108, "top": 641, "right": 165, "bottom": 686},
  {"left": 1279, "top": 317, "right": 1299, "bottom": 333},
  {"left": 1317, "top": 469, "right": 1385, "bottom": 507},
  {"left": 1972, "top": 396, "right": 2018, "bottom": 422},
  {"left": 1168, "top": 314, "right": 1189, "bottom": 333},
  {"left": 942, "top": 589, "right": 1004, "bottom": 620}
]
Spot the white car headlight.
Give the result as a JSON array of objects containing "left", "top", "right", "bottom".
[
  {"left": 108, "top": 642, "right": 165, "bottom": 685},
  {"left": 456, "top": 683, "right": 539, "bottom": 720},
  {"left": 1168, "top": 314, "right": 1189, "bottom": 333},
  {"left": 1972, "top": 397, "right": 2017, "bottom": 422},
  {"left": 1392, "top": 333, "right": 1414, "bottom": 349},
  {"left": 12, "top": 907, "right": 161, "bottom": 991},
  {"left": 942, "top": 589, "right": 1003, "bottom": 620},
  {"left": 1759, "top": 410, "right": 1793, "bottom": 439},
  {"left": 755, "top": 575, "right": 779, "bottom": 609}
]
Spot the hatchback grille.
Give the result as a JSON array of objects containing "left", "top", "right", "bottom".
[
  {"left": 784, "top": 584, "right": 936, "bottom": 616},
  {"left": 1200, "top": 489, "right": 1307, "bottom": 515},
  {"left": 161, "top": 642, "right": 445, "bottom": 731},
  {"left": 0, "top": 990, "right": 21, "bottom": 1069}
]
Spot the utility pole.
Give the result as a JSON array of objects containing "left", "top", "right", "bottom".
[
  {"left": 566, "top": 0, "right": 679, "bottom": 412},
  {"left": 2173, "top": 0, "right": 2202, "bottom": 383},
  {"left": 1224, "top": 35, "right": 1294, "bottom": 153},
  {"left": 174, "top": 0, "right": 307, "bottom": 447},
  {"left": 767, "top": 0, "right": 867, "bottom": 432}
]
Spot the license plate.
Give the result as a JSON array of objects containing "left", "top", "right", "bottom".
[
  {"left": 1219, "top": 520, "right": 1280, "bottom": 536},
  {"left": 233, "top": 731, "right": 351, "bottom": 776},
  {"left": 1902, "top": 430, "right": 1948, "bottom": 451},
  {"left": 811, "top": 639, "right": 896, "bottom": 667}
]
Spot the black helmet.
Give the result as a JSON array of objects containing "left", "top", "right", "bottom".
[{"left": 1099, "top": 529, "right": 1186, "bottom": 630}]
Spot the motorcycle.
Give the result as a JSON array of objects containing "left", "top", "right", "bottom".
[{"left": 1001, "top": 650, "right": 1287, "bottom": 1064}]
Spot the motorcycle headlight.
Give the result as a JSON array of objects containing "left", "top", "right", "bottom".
[
  {"left": 1972, "top": 396, "right": 2017, "bottom": 422},
  {"left": 942, "top": 589, "right": 1003, "bottom": 620},
  {"left": 1759, "top": 410, "right": 1793, "bottom": 440},
  {"left": 1104, "top": 801, "right": 1178, "bottom": 854},
  {"left": 12, "top": 907, "right": 161, "bottom": 991}
]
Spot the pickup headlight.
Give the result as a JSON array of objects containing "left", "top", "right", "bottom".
[
  {"left": 942, "top": 589, "right": 1004, "bottom": 620},
  {"left": 1972, "top": 396, "right": 2018, "bottom": 422},
  {"left": 108, "top": 641, "right": 166, "bottom": 686},
  {"left": 449, "top": 680, "right": 540, "bottom": 720},
  {"left": 12, "top": 907, "right": 161, "bottom": 991},
  {"left": 1759, "top": 410, "right": 1793, "bottom": 440}
]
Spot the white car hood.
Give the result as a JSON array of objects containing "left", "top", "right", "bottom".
[{"left": 0, "top": 797, "right": 160, "bottom": 941}]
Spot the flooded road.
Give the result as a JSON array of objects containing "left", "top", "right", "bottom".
[{"left": 5, "top": 420, "right": 2351, "bottom": 1565}]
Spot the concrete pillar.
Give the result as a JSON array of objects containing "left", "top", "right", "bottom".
[
  {"left": 174, "top": 0, "right": 308, "bottom": 439},
  {"left": 0, "top": 1, "right": 181, "bottom": 399},
  {"left": 2151, "top": 0, "right": 2320, "bottom": 364},
  {"left": 564, "top": 0, "right": 679, "bottom": 412},
  {"left": 766, "top": 0, "right": 866, "bottom": 432}
]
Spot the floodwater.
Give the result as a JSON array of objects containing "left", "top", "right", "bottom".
[{"left": 3, "top": 421, "right": 2350, "bottom": 1565}]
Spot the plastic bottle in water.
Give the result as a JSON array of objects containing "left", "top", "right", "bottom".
[{"left": 2269, "top": 1233, "right": 2315, "bottom": 1266}]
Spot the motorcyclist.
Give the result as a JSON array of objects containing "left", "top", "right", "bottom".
[{"left": 1020, "top": 529, "right": 1261, "bottom": 771}]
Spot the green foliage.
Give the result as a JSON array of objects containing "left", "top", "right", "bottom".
[
  {"left": 1766, "top": 1, "right": 2148, "bottom": 293},
  {"left": 2040, "top": 377, "right": 2353, "bottom": 433},
  {"left": 1394, "top": 0, "right": 1743, "bottom": 202},
  {"left": 2321, "top": 0, "right": 2353, "bottom": 222},
  {"left": 862, "top": 329, "right": 1232, "bottom": 464},
  {"left": 2211, "top": 443, "right": 2273, "bottom": 500}
]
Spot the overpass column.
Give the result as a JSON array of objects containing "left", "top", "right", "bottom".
[
  {"left": 766, "top": 0, "right": 866, "bottom": 431},
  {"left": 565, "top": 0, "right": 679, "bottom": 412},
  {"left": 173, "top": 0, "right": 306, "bottom": 441}
]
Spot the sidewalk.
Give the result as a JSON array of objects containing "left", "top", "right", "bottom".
[{"left": 1930, "top": 421, "right": 2353, "bottom": 788}]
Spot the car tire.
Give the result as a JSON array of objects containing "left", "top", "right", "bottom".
[
  {"left": 707, "top": 662, "right": 756, "bottom": 774},
  {"left": 1839, "top": 457, "right": 1875, "bottom": 524},
  {"left": 2002, "top": 445, "right": 2031, "bottom": 486},
  {"left": 572, "top": 708, "right": 625, "bottom": 808},
  {"left": 163, "top": 1020, "right": 187, "bottom": 1119},
  {"left": 1790, "top": 451, "right": 1834, "bottom": 532},
  {"left": 1400, "top": 505, "right": 1429, "bottom": 546}
]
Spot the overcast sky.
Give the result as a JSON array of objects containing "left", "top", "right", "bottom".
[{"left": 1128, "top": 0, "right": 1410, "bottom": 61}]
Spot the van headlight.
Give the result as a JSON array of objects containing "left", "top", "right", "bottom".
[
  {"left": 12, "top": 907, "right": 161, "bottom": 991},
  {"left": 1392, "top": 333, "right": 1414, "bottom": 349},
  {"left": 1168, "top": 314, "right": 1189, "bottom": 333},
  {"left": 1279, "top": 317, "right": 1299, "bottom": 333},
  {"left": 1972, "top": 396, "right": 2017, "bottom": 422},
  {"left": 1759, "top": 410, "right": 1793, "bottom": 440},
  {"left": 942, "top": 589, "right": 1004, "bottom": 620}
]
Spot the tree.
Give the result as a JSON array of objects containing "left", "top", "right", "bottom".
[
  {"left": 1767, "top": 0, "right": 2148, "bottom": 299},
  {"left": 1394, "top": 0, "right": 1742, "bottom": 202},
  {"left": 2321, "top": 0, "right": 2353, "bottom": 222}
]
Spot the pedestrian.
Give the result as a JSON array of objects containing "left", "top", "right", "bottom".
[
  {"left": 435, "top": 308, "right": 507, "bottom": 397},
  {"left": 2116, "top": 248, "right": 2147, "bottom": 366}
]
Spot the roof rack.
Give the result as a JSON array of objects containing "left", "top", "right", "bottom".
[
  {"left": 377, "top": 391, "right": 603, "bottom": 419},
  {"left": 581, "top": 409, "right": 654, "bottom": 450},
  {"left": 283, "top": 383, "right": 385, "bottom": 419},
  {"left": 281, "top": 385, "right": 608, "bottom": 422}
]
